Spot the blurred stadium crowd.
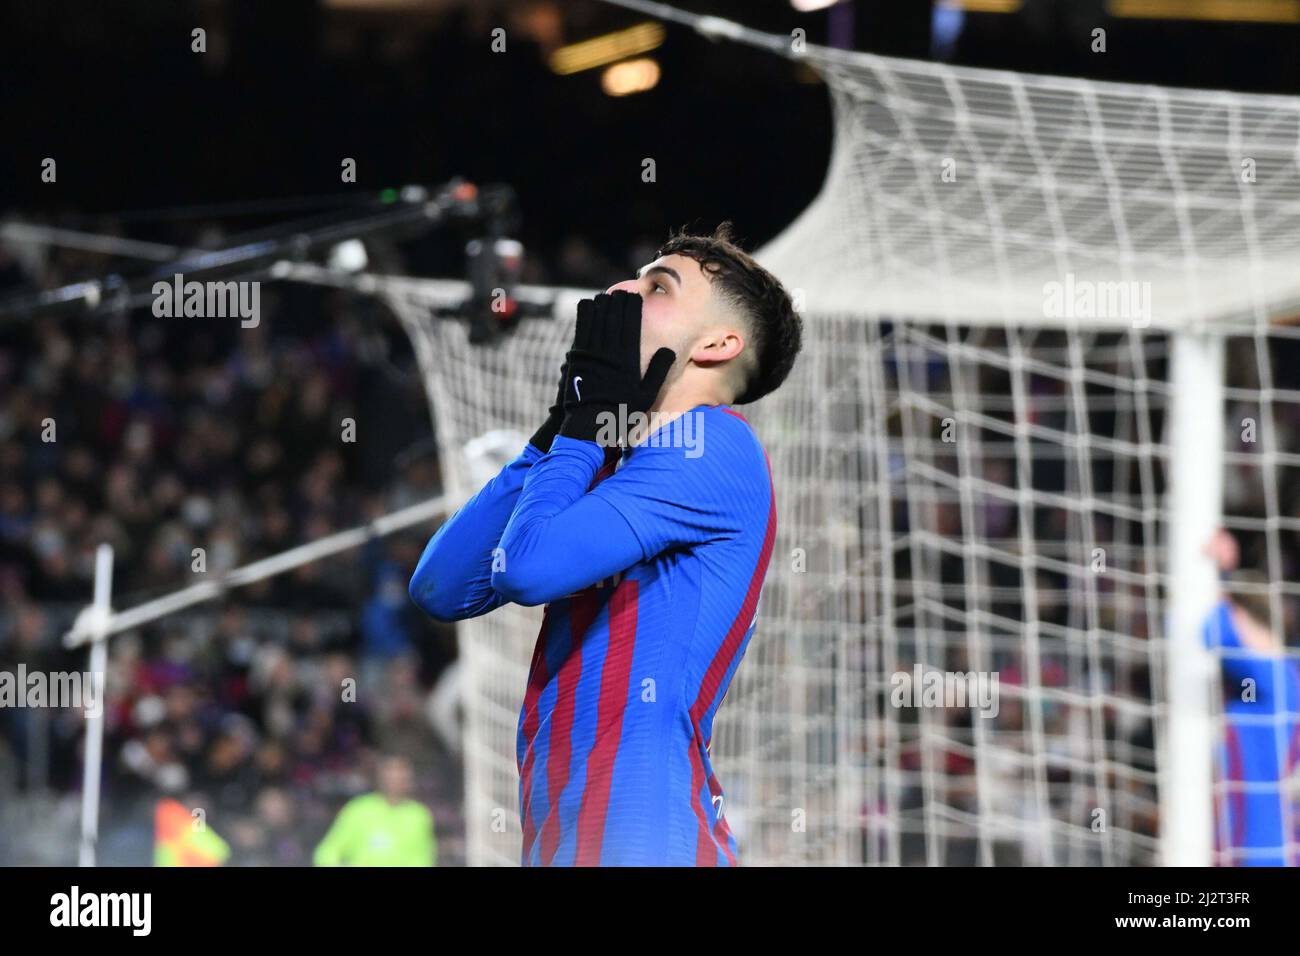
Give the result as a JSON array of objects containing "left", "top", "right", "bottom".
[
  {"left": 0, "top": 211, "right": 663, "bottom": 864},
  {"left": 0, "top": 222, "right": 447, "bottom": 864}
]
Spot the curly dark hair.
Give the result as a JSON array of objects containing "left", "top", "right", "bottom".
[{"left": 655, "top": 221, "right": 802, "bottom": 405}]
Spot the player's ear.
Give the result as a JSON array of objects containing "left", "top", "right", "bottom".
[{"left": 689, "top": 327, "right": 745, "bottom": 366}]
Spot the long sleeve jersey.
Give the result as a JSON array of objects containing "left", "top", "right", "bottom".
[{"left": 410, "top": 404, "right": 775, "bottom": 865}]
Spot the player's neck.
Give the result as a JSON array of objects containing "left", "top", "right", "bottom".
[
  {"left": 633, "top": 380, "right": 725, "bottom": 447},
  {"left": 651, "top": 379, "right": 727, "bottom": 419}
]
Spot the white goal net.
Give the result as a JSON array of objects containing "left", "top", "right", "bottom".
[{"left": 378, "top": 34, "right": 1300, "bottom": 865}]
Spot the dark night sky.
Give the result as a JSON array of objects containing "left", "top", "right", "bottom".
[{"left": 0, "top": 0, "right": 1296, "bottom": 264}]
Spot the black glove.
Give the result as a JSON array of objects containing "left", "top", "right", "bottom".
[
  {"left": 558, "top": 291, "right": 676, "bottom": 446},
  {"left": 527, "top": 360, "right": 567, "bottom": 453}
]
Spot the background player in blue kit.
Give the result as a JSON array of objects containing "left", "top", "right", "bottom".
[
  {"left": 1203, "top": 528, "right": 1300, "bottom": 866},
  {"left": 409, "top": 224, "right": 802, "bottom": 865}
]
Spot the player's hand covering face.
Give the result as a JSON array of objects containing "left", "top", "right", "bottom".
[
  {"left": 558, "top": 290, "right": 676, "bottom": 447},
  {"left": 606, "top": 257, "right": 696, "bottom": 378}
]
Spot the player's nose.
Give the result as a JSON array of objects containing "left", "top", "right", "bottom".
[{"left": 605, "top": 278, "right": 641, "bottom": 296}]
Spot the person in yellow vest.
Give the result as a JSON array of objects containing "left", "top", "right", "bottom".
[
  {"left": 154, "top": 798, "right": 232, "bottom": 866},
  {"left": 313, "top": 754, "right": 436, "bottom": 866}
]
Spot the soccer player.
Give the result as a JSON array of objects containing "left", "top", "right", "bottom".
[
  {"left": 1203, "top": 529, "right": 1300, "bottom": 866},
  {"left": 409, "top": 224, "right": 801, "bottom": 865}
]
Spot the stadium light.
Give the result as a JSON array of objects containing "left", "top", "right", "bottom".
[
  {"left": 327, "top": 238, "right": 369, "bottom": 273},
  {"left": 548, "top": 22, "right": 665, "bottom": 75},
  {"left": 951, "top": 0, "right": 1024, "bottom": 11},
  {"left": 601, "top": 58, "right": 661, "bottom": 96},
  {"left": 1108, "top": 0, "right": 1300, "bottom": 21}
]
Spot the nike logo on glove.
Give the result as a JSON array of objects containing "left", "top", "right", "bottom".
[{"left": 572, "top": 375, "right": 583, "bottom": 401}]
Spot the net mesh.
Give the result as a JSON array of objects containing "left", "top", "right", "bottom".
[{"left": 759, "top": 47, "right": 1300, "bottom": 328}]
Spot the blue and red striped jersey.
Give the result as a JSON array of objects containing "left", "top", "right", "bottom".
[
  {"left": 410, "top": 404, "right": 776, "bottom": 865},
  {"left": 1204, "top": 600, "right": 1300, "bottom": 866}
]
